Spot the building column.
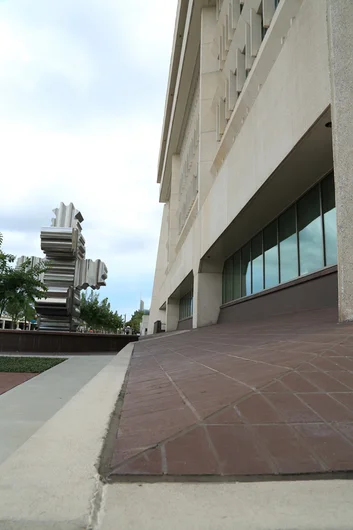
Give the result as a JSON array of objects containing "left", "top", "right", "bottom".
[
  {"left": 198, "top": 6, "right": 219, "bottom": 208},
  {"left": 327, "top": 0, "right": 353, "bottom": 321},
  {"left": 193, "top": 259, "right": 223, "bottom": 329},
  {"left": 1, "top": 319, "right": 5, "bottom": 329},
  {"left": 166, "top": 297, "right": 179, "bottom": 332}
]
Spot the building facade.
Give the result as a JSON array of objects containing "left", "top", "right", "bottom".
[{"left": 148, "top": 0, "right": 353, "bottom": 333}]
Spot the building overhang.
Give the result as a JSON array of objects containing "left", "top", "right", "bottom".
[
  {"left": 199, "top": 108, "right": 334, "bottom": 270},
  {"left": 157, "top": 0, "right": 216, "bottom": 203},
  {"left": 169, "top": 271, "right": 194, "bottom": 300}
]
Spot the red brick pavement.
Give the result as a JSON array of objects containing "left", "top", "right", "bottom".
[
  {"left": 108, "top": 308, "right": 353, "bottom": 479},
  {"left": 0, "top": 372, "right": 38, "bottom": 395}
]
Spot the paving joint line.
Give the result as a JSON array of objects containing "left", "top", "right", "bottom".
[{"left": 107, "top": 470, "right": 353, "bottom": 484}]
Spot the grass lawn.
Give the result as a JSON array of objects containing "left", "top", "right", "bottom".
[{"left": 0, "top": 356, "right": 67, "bottom": 373}]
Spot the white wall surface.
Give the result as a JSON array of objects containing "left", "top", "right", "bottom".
[{"left": 149, "top": 0, "right": 331, "bottom": 330}]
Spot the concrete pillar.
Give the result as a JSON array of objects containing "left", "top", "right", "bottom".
[
  {"left": 198, "top": 6, "right": 219, "bottom": 208},
  {"left": 1, "top": 319, "right": 4, "bottom": 329},
  {"left": 193, "top": 259, "right": 223, "bottom": 328},
  {"left": 166, "top": 298, "right": 179, "bottom": 332},
  {"left": 327, "top": 0, "right": 353, "bottom": 321}
]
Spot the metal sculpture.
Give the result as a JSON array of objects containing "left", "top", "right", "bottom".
[{"left": 19, "top": 202, "right": 108, "bottom": 331}]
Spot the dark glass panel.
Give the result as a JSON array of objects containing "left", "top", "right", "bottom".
[
  {"left": 264, "top": 220, "right": 279, "bottom": 288},
  {"left": 252, "top": 233, "right": 263, "bottom": 294},
  {"left": 222, "top": 257, "right": 234, "bottom": 303},
  {"left": 297, "top": 185, "right": 324, "bottom": 275},
  {"left": 322, "top": 173, "right": 337, "bottom": 266},
  {"left": 279, "top": 205, "right": 298, "bottom": 283},
  {"left": 241, "top": 243, "right": 251, "bottom": 296},
  {"left": 233, "top": 251, "right": 241, "bottom": 300}
]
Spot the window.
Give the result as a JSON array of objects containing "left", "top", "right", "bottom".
[
  {"left": 279, "top": 205, "right": 298, "bottom": 283},
  {"left": 233, "top": 251, "right": 241, "bottom": 300},
  {"left": 179, "top": 291, "right": 193, "bottom": 320},
  {"left": 264, "top": 220, "right": 279, "bottom": 289},
  {"left": 222, "top": 173, "right": 336, "bottom": 304},
  {"left": 252, "top": 233, "right": 263, "bottom": 294},
  {"left": 322, "top": 173, "right": 337, "bottom": 266},
  {"left": 241, "top": 243, "right": 251, "bottom": 296},
  {"left": 222, "top": 257, "right": 233, "bottom": 303},
  {"left": 297, "top": 185, "right": 324, "bottom": 275}
]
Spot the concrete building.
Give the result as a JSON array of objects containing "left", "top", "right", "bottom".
[
  {"left": 0, "top": 316, "right": 36, "bottom": 330},
  {"left": 148, "top": 0, "right": 353, "bottom": 333},
  {"left": 139, "top": 312, "right": 150, "bottom": 337}
]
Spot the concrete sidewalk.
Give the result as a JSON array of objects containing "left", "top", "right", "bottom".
[
  {"left": 0, "top": 354, "right": 114, "bottom": 465},
  {"left": 0, "top": 345, "right": 133, "bottom": 529}
]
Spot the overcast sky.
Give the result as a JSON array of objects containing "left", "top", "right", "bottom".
[{"left": 0, "top": 0, "right": 177, "bottom": 319}]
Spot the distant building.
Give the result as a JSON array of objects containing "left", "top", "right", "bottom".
[
  {"left": 0, "top": 315, "right": 36, "bottom": 331},
  {"left": 139, "top": 310, "right": 150, "bottom": 337},
  {"left": 149, "top": 0, "right": 351, "bottom": 333}
]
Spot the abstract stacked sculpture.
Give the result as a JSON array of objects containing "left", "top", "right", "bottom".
[{"left": 21, "top": 202, "right": 108, "bottom": 332}]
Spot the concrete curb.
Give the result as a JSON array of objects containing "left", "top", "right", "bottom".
[{"left": 0, "top": 343, "right": 134, "bottom": 530}]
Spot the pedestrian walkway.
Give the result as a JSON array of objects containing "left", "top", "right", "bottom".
[
  {"left": 0, "top": 354, "right": 114, "bottom": 465},
  {"left": 0, "top": 347, "right": 133, "bottom": 530},
  {"left": 1, "top": 342, "right": 353, "bottom": 529},
  {"left": 105, "top": 307, "right": 353, "bottom": 479}
]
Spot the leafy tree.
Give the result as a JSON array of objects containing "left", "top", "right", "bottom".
[
  {"left": 5, "top": 295, "right": 24, "bottom": 329},
  {"left": 4, "top": 295, "right": 35, "bottom": 329},
  {"left": 23, "top": 300, "right": 36, "bottom": 327},
  {"left": 126, "top": 309, "right": 144, "bottom": 334},
  {"left": 80, "top": 290, "right": 123, "bottom": 333},
  {"left": 0, "top": 233, "right": 48, "bottom": 318}
]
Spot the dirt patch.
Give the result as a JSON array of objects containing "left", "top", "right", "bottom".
[{"left": 0, "top": 372, "right": 38, "bottom": 395}]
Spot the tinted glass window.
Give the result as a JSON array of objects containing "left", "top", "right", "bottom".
[
  {"left": 241, "top": 243, "right": 251, "bottom": 296},
  {"left": 252, "top": 233, "right": 263, "bottom": 294},
  {"left": 222, "top": 175, "right": 335, "bottom": 303},
  {"left": 179, "top": 291, "right": 193, "bottom": 320},
  {"left": 222, "top": 257, "right": 233, "bottom": 303},
  {"left": 279, "top": 205, "right": 298, "bottom": 283},
  {"left": 264, "top": 220, "right": 279, "bottom": 288},
  {"left": 322, "top": 174, "right": 337, "bottom": 266},
  {"left": 233, "top": 251, "right": 241, "bottom": 300},
  {"left": 297, "top": 185, "right": 324, "bottom": 275}
]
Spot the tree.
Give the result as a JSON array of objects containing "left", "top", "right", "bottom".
[
  {"left": 80, "top": 290, "right": 123, "bottom": 333},
  {"left": 5, "top": 295, "right": 24, "bottom": 329},
  {"left": 4, "top": 295, "right": 35, "bottom": 329},
  {"left": 126, "top": 309, "right": 144, "bottom": 334},
  {"left": 0, "top": 232, "right": 48, "bottom": 318},
  {"left": 23, "top": 300, "right": 36, "bottom": 328}
]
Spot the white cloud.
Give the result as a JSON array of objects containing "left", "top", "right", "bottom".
[
  {"left": 0, "top": 119, "right": 163, "bottom": 262},
  {"left": 0, "top": 0, "right": 178, "bottom": 316},
  {"left": 117, "top": 0, "right": 178, "bottom": 70},
  {"left": 0, "top": 19, "right": 94, "bottom": 91}
]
